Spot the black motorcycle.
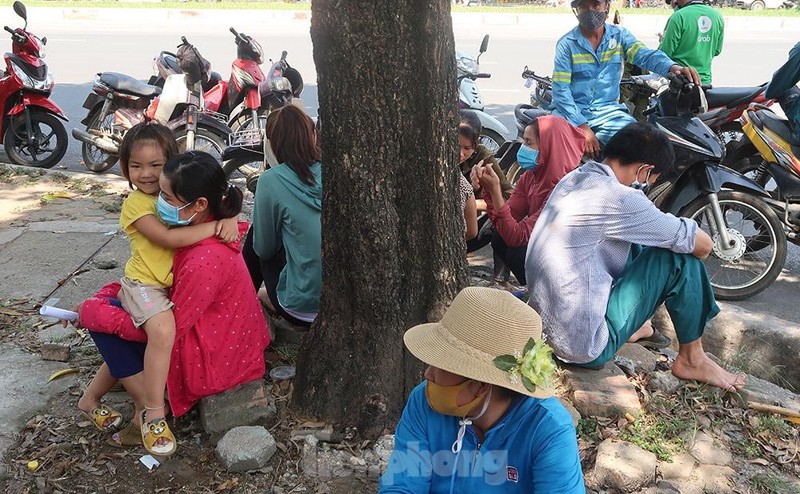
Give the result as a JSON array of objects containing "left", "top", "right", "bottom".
[
  {"left": 644, "top": 74, "right": 786, "bottom": 300},
  {"left": 503, "top": 72, "right": 785, "bottom": 300}
]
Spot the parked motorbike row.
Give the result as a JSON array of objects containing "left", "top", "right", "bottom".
[
  {"left": 0, "top": 0, "right": 791, "bottom": 302},
  {"left": 460, "top": 34, "right": 792, "bottom": 302},
  {"left": 0, "top": 2, "right": 304, "bottom": 179}
]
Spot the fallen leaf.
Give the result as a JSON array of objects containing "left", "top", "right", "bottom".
[
  {"left": 298, "top": 421, "right": 326, "bottom": 429},
  {"left": 747, "top": 458, "right": 770, "bottom": 466},
  {"left": 41, "top": 192, "right": 73, "bottom": 203},
  {"left": 216, "top": 477, "right": 239, "bottom": 491},
  {"left": 47, "top": 367, "right": 80, "bottom": 382},
  {"left": 76, "top": 421, "right": 93, "bottom": 428},
  {"left": 275, "top": 441, "right": 288, "bottom": 453}
]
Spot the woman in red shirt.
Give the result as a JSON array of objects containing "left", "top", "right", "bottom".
[
  {"left": 77, "top": 152, "right": 270, "bottom": 448},
  {"left": 472, "top": 115, "right": 585, "bottom": 285}
]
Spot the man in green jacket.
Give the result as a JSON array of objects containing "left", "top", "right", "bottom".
[{"left": 659, "top": 0, "right": 724, "bottom": 86}]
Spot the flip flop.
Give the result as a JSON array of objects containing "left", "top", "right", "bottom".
[
  {"left": 636, "top": 329, "right": 672, "bottom": 349},
  {"left": 107, "top": 421, "right": 141, "bottom": 448},
  {"left": 141, "top": 410, "right": 177, "bottom": 457},
  {"left": 79, "top": 404, "right": 123, "bottom": 432}
]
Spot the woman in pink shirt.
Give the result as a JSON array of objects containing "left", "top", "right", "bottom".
[
  {"left": 472, "top": 115, "right": 584, "bottom": 285},
  {"left": 77, "top": 152, "right": 270, "bottom": 447}
]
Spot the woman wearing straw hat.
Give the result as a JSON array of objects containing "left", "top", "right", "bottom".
[{"left": 379, "top": 287, "right": 584, "bottom": 493}]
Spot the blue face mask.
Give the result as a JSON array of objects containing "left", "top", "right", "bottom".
[
  {"left": 517, "top": 145, "right": 540, "bottom": 171},
  {"left": 157, "top": 192, "right": 196, "bottom": 226}
]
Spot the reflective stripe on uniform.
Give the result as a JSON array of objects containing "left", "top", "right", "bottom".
[
  {"left": 571, "top": 53, "right": 595, "bottom": 64},
  {"left": 552, "top": 71, "right": 572, "bottom": 83},
  {"left": 625, "top": 41, "right": 645, "bottom": 63}
]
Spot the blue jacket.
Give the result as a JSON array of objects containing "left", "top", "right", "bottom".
[
  {"left": 379, "top": 382, "right": 584, "bottom": 494},
  {"left": 765, "top": 42, "right": 800, "bottom": 139},
  {"left": 552, "top": 24, "right": 675, "bottom": 127}
]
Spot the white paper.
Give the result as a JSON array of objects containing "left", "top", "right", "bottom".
[{"left": 139, "top": 455, "right": 160, "bottom": 470}]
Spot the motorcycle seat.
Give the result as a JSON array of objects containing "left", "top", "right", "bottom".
[
  {"left": 756, "top": 110, "right": 800, "bottom": 155},
  {"left": 704, "top": 86, "right": 764, "bottom": 109},
  {"left": 514, "top": 104, "right": 550, "bottom": 128},
  {"left": 98, "top": 72, "right": 161, "bottom": 98},
  {"left": 222, "top": 145, "right": 263, "bottom": 162}
]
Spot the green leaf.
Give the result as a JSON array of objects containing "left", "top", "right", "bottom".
[
  {"left": 523, "top": 338, "right": 536, "bottom": 356},
  {"left": 521, "top": 374, "right": 537, "bottom": 393},
  {"left": 493, "top": 355, "right": 518, "bottom": 372}
]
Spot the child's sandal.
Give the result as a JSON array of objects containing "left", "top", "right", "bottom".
[
  {"left": 79, "top": 404, "right": 122, "bottom": 431},
  {"left": 140, "top": 410, "right": 177, "bottom": 456}
]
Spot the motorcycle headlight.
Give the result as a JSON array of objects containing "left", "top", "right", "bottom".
[
  {"left": 457, "top": 56, "right": 478, "bottom": 75},
  {"left": 10, "top": 62, "right": 52, "bottom": 92},
  {"left": 35, "top": 36, "right": 45, "bottom": 58},
  {"left": 269, "top": 76, "right": 291, "bottom": 92}
]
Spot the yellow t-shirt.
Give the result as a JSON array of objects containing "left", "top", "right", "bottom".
[{"left": 120, "top": 190, "right": 174, "bottom": 288}]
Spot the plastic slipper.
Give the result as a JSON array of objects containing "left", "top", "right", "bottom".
[
  {"left": 107, "top": 421, "right": 141, "bottom": 448},
  {"left": 140, "top": 410, "right": 177, "bottom": 456},
  {"left": 636, "top": 329, "right": 672, "bottom": 349},
  {"left": 80, "top": 404, "right": 122, "bottom": 431}
]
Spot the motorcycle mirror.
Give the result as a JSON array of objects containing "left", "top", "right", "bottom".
[
  {"left": 479, "top": 35, "right": 489, "bottom": 54},
  {"left": 13, "top": 1, "right": 27, "bottom": 29},
  {"left": 13, "top": 1, "right": 26, "bottom": 22},
  {"left": 41, "top": 36, "right": 46, "bottom": 45}
]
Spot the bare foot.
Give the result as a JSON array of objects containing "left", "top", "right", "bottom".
[
  {"left": 672, "top": 353, "right": 746, "bottom": 391},
  {"left": 627, "top": 320, "right": 654, "bottom": 343}
]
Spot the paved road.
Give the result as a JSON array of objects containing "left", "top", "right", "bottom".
[
  {"left": 2, "top": 10, "right": 797, "bottom": 319},
  {"left": 5, "top": 12, "right": 795, "bottom": 174}
]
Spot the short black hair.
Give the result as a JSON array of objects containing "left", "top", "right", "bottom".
[{"left": 603, "top": 122, "right": 675, "bottom": 175}]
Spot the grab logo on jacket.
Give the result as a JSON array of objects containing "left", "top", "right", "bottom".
[{"left": 697, "top": 16, "right": 713, "bottom": 34}]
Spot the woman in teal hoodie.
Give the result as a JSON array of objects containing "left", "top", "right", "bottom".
[{"left": 244, "top": 105, "right": 322, "bottom": 327}]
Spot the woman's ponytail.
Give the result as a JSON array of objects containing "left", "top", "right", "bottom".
[{"left": 217, "top": 184, "right": 243, "bottom": 219}]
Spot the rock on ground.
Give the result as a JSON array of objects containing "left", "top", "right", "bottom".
[
  {"left": 616, "top": 343, "right": 659, "bottom": 373},
  {"left": 593, "top": 439, "right": 656, "bottom": 493},
  {"left": 199, "top": 379, "right": 276, "bottom": 440},
  {"left": 681, "top": 464, "right": 736, "bottom": 494},
  {"left": 657, "top": 452, "right": 696, "bottom": 481},
  {"left": 689, "top": 431, "right": 732, "bottom": 466},
  {"left": 215, "top": 426, "right": 277, "bottom": 472},
  {"left": 648, "top": 370, "right": 683, "bottom": 394},
  {"left": 562, "top": 363, "right": 642, "bottom": 418}
]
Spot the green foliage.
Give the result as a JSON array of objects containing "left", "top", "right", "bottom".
[
  {"left": 731, "top": 437, "right": 761, "bottom": 459},
  {"left": 754, "top": 414, "right": 792, "bottom": 437},
  {"left": 577, "top": 417, "right": 599, "bottom": 442},
  {"left": 749, "top": 472, "right": 800, "bottom": 494},
  {"left": 620, "top": 414, "right": 692, "bottom": 461}
]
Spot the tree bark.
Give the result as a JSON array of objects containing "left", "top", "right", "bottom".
[{"left": 294, "top": 0, "right": 467, "bottom": 438}]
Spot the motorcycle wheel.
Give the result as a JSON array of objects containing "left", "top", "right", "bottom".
[
  {"left": 480, "top": 129, "right": 504, "bottom": 156},
  {"left": 223, "top": 156, "right": 262, "bottom": 193},
  {"left": 174, "top": 127, "right": 227, "bottom": 163},
  {"left": 81, "top": 107, "right": 120, "bottom": 173},
  {"left": 681, "top": 191, "right": 786, "bottom": 301},
  {"left": 3, "top": 111, "right": 68, "bottom": 169}
]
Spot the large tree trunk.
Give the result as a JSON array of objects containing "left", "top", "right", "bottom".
[{"left": 293, "top": 0, "right": 467, "bottom": 438}]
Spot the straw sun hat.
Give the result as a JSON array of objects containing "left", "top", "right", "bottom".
[{"left": 404, "top": 286, "right": 554, "bottom": 399}]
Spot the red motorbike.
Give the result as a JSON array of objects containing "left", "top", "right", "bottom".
[{"left": 0, "top": 1, "right": 67, "bottom": 168}]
